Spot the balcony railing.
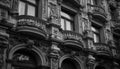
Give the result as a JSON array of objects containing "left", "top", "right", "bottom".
[
  {"left": 62, "top": 30, "right": 84, "bottom": 50},
  {"left": 87, "top": 3, "right": 107, "bottom": 18},
  {"left": 94, "top": 43, "right": 111, "bottom": 56},
  {"left": 16, "top": 15, "right": 47, "bottom": 38},
  {"left": 17, "top": 15, "right": 47, "bottom": 32},
  {"left": 62, "top": 30, "right": 83, "bottom": 41}
]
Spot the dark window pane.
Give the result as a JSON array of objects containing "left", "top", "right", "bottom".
[{"left": 61, "top": 11, "right": 73, "bottom": 20}]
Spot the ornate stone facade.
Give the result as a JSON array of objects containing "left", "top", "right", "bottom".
[{"left": 0, "top": 0, "right": 120, "bottom": 69}]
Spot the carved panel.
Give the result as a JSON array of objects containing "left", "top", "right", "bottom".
[
  {"left": 0, "top": 8, "right": 8, "bottom": 20},
  {"left": 50, "top": 58, "right": 59, "bottom": 69},
  {"left": 0, "top": 0, "right": 11, "bottom": 8},
  {"left": 10, "top": 0, "right": 19, "bottom": 14},
  {"left": 51, "top": 27, "right": 63, "bottom": 40},
  {"left": 42, "top": 0, "right": 48, "bottom": 20},
  {"left": 48, "top": 0, "right": 60, "bottom": 25},
  {"left": 104, "top": 23, "right": 112, "bottom": 44}
]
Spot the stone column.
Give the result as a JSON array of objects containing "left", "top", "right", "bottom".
[
  {"left": 48, "top": 0, "right": 61, "bottom": 25},
  {"left": 50, "top": 42, "right": 60, "bottom": 69},
  {"left": 84, "top": 15, "right": 95, "bottom": 50},
  {"left": 0, "top": 27, "right": 9, "bottom": 69},
  {"left": 87, "top": 54, "right": 95, "bottom": 69}
]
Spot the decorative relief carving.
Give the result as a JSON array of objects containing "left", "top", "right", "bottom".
[
  {"left": 48, "top": 0, "right": 60, "bottom": 25},
  {"left": 10, "top": 0, "right": 19, "bottom": 14},
  {"left": 51, "top": 27, "right": 63, "bottom": 40},
  {"left": 9, "top": 35, "right": 28, "bottom": 47},
  {"left": 49, "top": 42, "right": 60, "bottom": 69},
  {"left": 0, "top": 0, "right": 10, "bottom": 8},
  {"left": 42, "top": 0, "right": 48, "bottom": 20},
  {"left": 104, "top": 23, "right": 112, "bottom": 44},
  {"left": 0, "top": 8, "right": 8, "bottom": 20},
  {"left": 51, "top": 58, "right": 59, "bottom": 69},
  {"left": 87, "top": 55, "right": 95, "bottom": 69}
]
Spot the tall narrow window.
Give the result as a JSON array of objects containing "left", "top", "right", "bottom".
[
  {"left": 91, "top": 26, "right": 100, "bottom": 43},
  {"left": 18, "top": 0, "right": 37, "bottom": 16},
  {"left": 61, "top": 11, "right": 74, "bottom": 31}
]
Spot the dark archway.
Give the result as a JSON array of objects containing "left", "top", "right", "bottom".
[
  {"left": 11, "top": 49, "right": 41, "bottom": 69},
  {"left": 61, "top": 58, "right": 80, "bottom": 69},
  {"left": 95, "top": 65, "right": 106, "bottom": 69}
]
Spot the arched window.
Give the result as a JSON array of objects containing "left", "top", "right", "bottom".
[
  {"left": 61, "top": 59, "right": 81, "bottom": 69},
  {"left": 11, "top": 49, "right": 38, "bottom": 69},
  {"left": 95, "top": 65, "right": 106, "bottom": 69}
]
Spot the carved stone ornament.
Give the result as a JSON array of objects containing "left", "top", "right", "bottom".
[
  {"left": 51, "top": 58, "right": 59, "bottom": 69},
  {"left": 50, "top": 42, "right": 60, "bottom": 69},
  {"left": 51, "top": 27, "right": 63, "bottom": 40},
  {"left": 11, "top": 0, "right": 19, "bottom": 14},
  {"left": 87, "top": 55, "right": 95, "bottom": 65},
  {"left": 0, "top": 0, "right": 10, "bottom": 8},
  {"left": 26, "top": 40, "right": 34, "bottom": 49},
  {"left": 48, "top": 0, "right": 60, "bottom": 25}
]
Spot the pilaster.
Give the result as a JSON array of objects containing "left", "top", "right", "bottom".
[
  {"left": 87, "top": 54, "right": 95, "bottom": 69},
  {"left": 0, "top": 25, "right": 9, "bottom": 69},
  {"left": 49, "top": 42, "right": 60, "bottom": 69}
]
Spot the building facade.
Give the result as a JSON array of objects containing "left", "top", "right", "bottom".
[{"left": 0, "top": 0, "right": 120, "bottom": 69}]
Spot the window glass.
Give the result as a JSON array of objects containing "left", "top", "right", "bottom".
[
  {"left": 19, "top": 1, "right": 25, "bottom": 15},
  {"left": 91, "top": 26, "right": 100, "bottom": 43},
  {"left": 66, "top": 20, "right": 72, "bottom": 30},
  {"left": 93, "top": 33, "right": 99, "bottom": 43},
  {"left": 27, "top": 5, "right": 35, "bottom": 16},
  {"left": 61, "top": 11, "right": 74, "bottom": 31},
  {"left": 18, "top": 0, "right": 37, "bottom": 16}
]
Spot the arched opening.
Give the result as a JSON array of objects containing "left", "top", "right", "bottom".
[
  {"left": 10, "top": 48, "right": 41, "bottom": 69},
  {"left": 95, "top": 65, "right": 106, "bottom": 69},
  {"left": 61, "top": 58, "right": 81, "bottom": 69}
]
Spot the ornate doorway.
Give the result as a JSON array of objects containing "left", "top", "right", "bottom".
[
  {"left": 10, "top": 49, "right": 40, "bottom": 69},
  {"left": 61, "top": 58, "right": 80, "bottom": 69}
]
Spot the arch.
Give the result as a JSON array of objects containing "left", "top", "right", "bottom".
[
  {"left": 59, "top": 54, "right": 84, "bottom": 69},
  {"left": 93, "top": 62, "right": 109, "bottom": 69},
  {"left": 7, "top": 44, "right": 47, "bottom": 68}
]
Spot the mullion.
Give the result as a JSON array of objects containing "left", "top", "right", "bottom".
[
  {"left": 25, "top": 3, "right": 28, "bottom": 15},
  {"left": 64, "top": 19, "right": 66, "bottom": 30}
]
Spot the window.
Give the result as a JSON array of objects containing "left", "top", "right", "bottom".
[
  {"left": 18, "top": 0, "right": 37, "bottom": 16},
  {"left": 91, "top": 26, "right": 100, "bottom": 43},
  {"left": 61, "top": 11, "right": 74, "bottom": 31}
]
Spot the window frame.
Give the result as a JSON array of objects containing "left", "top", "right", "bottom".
[
  {"left": 18, "top": 0, "right": 38, "bottom": 16},
  {"left": 91, "top": 25, "right": 101, "bottom": 43},
  {"left": 60, "top": 9, "right": 75, "bottom": 31}
]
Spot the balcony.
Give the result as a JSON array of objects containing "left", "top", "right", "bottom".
[
  {"left": 16, "top": 15, "right": 47, "bottom": 39},
  {"left": 94, "top": 43, "right": 111, "bottom": 57},
  {"left": 87, "top": 4, "right": 107, "bottom": 22},
  {"left": 62, "top": 30, "right": 84, "bottom": 51}
]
